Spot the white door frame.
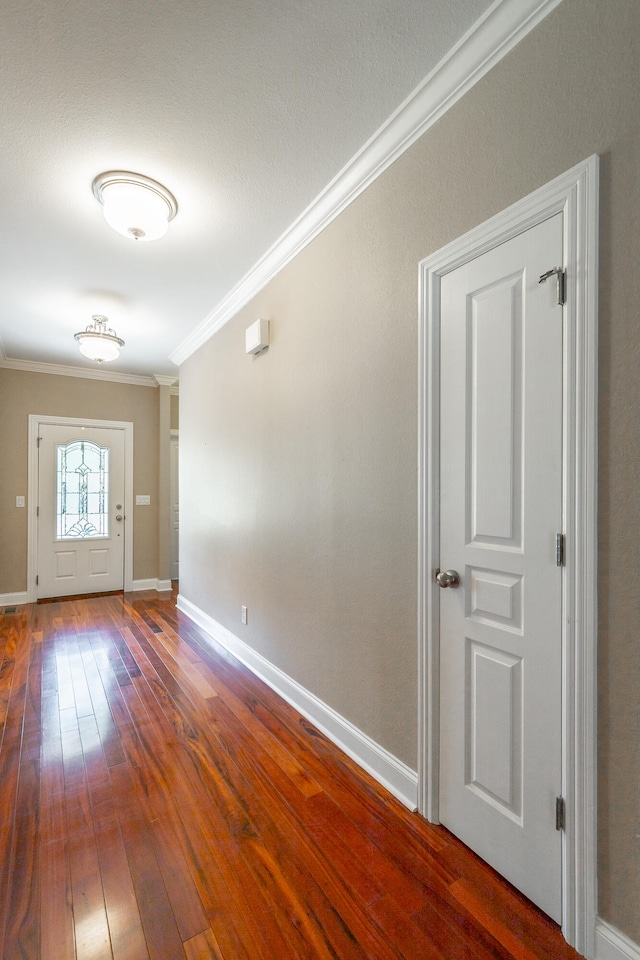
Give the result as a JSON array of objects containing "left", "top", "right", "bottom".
[
  {"left": 28, "top": 415, "right": 134, "bottom": 601},
  {"left": 417, "top": 156, "right": 598, "bottom": 956}
]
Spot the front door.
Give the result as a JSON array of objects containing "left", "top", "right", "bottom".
[
  {"left": 37, "top": 423, "right": 126, "bottom": 598},
  {"left": 438, "top": 213, "right": 564, "bottom": 921}
]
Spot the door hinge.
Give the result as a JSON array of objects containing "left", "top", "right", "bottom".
[
  {"left": 36, "top": 505, "right": 39, "bottom": 518},
  {"left": 538, "top": 267, "right": 566, "bottom": 305},
  {"left": 556, "top": 533, "right": 565, "bottom": 566},
  {"left": 37, "top": 435, "right": 42, "bottom": 448},
  {"left": 556, "top": 796, "right": 565, "bottom": 831},
  {"left": 35, "top": 575, "right": 39, "bottom": 586}
]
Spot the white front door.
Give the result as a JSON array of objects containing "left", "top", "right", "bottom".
[
  {"left": 438, "top": 213, "right": 564, "bottom": 921},
  {"left": 37, "top": 423, "right": 126, "bottom": 598}
]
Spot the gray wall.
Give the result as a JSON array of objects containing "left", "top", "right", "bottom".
[{"left": 179, "top": 0, "right": 640, "bottom": 940}]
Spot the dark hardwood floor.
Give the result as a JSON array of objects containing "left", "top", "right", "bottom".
[{"left": 0, "top": 590, "right": 583, "bottom": 959}]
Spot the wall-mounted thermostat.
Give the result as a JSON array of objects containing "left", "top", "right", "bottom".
[{"left": 246, "top": 318, "right": 270, "bottom": 355}]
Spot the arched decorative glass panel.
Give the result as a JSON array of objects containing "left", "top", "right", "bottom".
[{"left": 56, "top": 440, "right": 109, "bottom": 539}]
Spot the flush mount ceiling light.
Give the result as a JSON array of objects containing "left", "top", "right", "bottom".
[
  {"left": 92, "top": 171, "right": 178, "bottom": 241},
  {"left": 74, "top": 315, "right": 125, "bottom": 362}
]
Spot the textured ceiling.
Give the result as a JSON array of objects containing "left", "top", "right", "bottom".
[{"left": 0, "top": 0, "right": 494, "bottom": 379}]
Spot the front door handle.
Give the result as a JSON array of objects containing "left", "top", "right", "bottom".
[{"left": 436, "top": 569, "right": 461, "bottom": 588}]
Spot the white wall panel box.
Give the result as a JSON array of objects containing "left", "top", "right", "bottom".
[{"left": 246, "top": 318, "right": 270, "bottom": 355}]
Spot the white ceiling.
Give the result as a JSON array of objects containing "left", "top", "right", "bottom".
[{"left": 0, "top": 0, "right": 495, "bottom": 381}]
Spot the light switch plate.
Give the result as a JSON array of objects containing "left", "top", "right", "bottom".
[{"left": 136, "top": 494, "right": 151, "bottom": 505}]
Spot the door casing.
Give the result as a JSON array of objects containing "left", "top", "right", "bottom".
[
  {"left": 417, "top": 156, "right": 598, "bottom": 955},
  {"left": 170, "top": 430, "right": 179, "bottom": 580},
  {"left": 28, "top": 415, "right": 134, "bottom": 601}
]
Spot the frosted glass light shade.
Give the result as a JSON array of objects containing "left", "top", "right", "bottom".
[
  {"left": 77, "top": 334, "right": 121, "bottom": 362},
  {"left": 102, "top": 182, "right": 168, "bottom": 241},
  {"left": 74, "top": 316, "right": 124, "bottom": 362},
  {"left": 92, "top": 171, "right": 178, "bottom": 242}
]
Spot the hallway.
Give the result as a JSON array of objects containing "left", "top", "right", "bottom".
[{"left": 0, "top": 591, "right": 581, "bottom": 959}]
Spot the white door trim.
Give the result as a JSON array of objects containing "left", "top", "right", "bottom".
[
  {"left": 417, "top": 155, "right": 598, "bottom": 956},
  {"left": 169, "top": 432, "right": 179, "bottom": 581},
  {"left": 28, "top": 415, "right": 134, "bottom": 601}
]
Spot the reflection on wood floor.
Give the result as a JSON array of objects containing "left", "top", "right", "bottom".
[{"left": 0, "top": 591, "right": 582, "bottom": 959}]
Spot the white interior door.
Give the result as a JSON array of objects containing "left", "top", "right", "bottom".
[
  {"left": 37, "top": 423, "right": 126, "bottom": 598},
  {"left": 438, "top": 213, "right": 564, "bottom": 921}
]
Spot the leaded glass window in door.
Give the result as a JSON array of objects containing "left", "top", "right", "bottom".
[{"left": 56, "top": 440, "right": 109, "bottom": 539}]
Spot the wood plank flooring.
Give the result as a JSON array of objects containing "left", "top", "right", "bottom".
[{"left": 0, "top": 591, "right": 583, "bottom": 960}]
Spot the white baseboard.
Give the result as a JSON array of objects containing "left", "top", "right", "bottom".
[
  {"left": 132, "top": 578, "right": 173, "bottom": 592},
  {"left": 595, "top": 920, "right": 640, "bottom": 960},
  {"left": 177, "top": 595, "right": 418, "bottom": 810},
  {"left": 1, "top": 583, "right": 172, "bottom": 603},
  {"left": 0, "top": 592, "right": 29, "bottom": 607}
]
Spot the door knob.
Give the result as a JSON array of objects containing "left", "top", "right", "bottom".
[
  {"left": 436, "top": 569, "right": 461, "bottom": 588},
  {"left": 115, "top": 515, "right": 124, "bottom": 521}
]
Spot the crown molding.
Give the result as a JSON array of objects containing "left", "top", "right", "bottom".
[
  {"left": 0, "top": 355, "right": 158, "bottom": 387},
  {"left": 153, "top": 374, "right": 179, "bottom": 387},
  {"left": 170, "top": 0, "right": 563, "bottom": 366}
]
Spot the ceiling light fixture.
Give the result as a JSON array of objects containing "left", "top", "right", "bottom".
[
  {"left": 92, "top": 171, "right": 178, "bottom": 241},
  {"left": 74, "top": 315, "right": 125, "bottom": 362}
]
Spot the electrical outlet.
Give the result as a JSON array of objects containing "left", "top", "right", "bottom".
[{"left": 241, "top": 605, "right": 248, "bottom": 625}]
